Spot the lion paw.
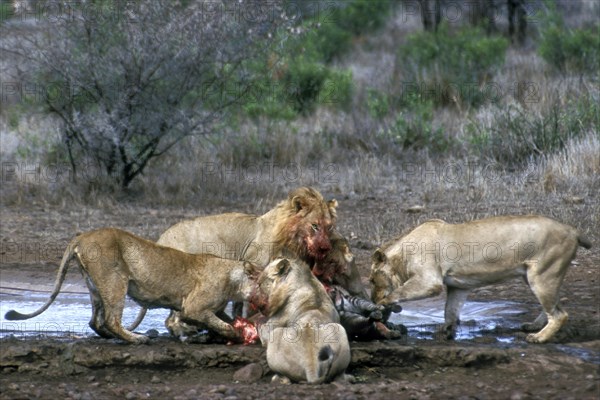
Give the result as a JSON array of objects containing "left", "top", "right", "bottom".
[
  {"left": 131, "top": 334, "right": 151, "bottom": 345},
  {"left": 525, "top": 333, "right": 547, "bottom": 344}
]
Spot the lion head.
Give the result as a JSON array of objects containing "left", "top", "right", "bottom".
[
  {"left": 369, "top": 248, "right": 403, "bottom": 304},
  {"left": 273, "top": 187, "right": 337, "bottom": 264},
  {"left": 253, "top": 258, "right": 327, "bottom": 318}
]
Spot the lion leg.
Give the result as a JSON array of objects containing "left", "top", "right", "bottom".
[
  {"left": 180, "top": 298, "right": 238, "bottom": 340},
  {"left": 525, "top": 260, "right": 569, "bottom": 343},
  {"left": 442, "top": 287, "right": 470, "bottom": 340},
  {"left": 84, "top": 277, "right": 113, "bottom": 338},
  {"left": 380, "top": 275, "right": 443, "bottom": 305},
  {"left": 92, "top": 274, "right": 149, "bottom": 344},
  {"left": 165, "top": 310, "right": 199, "bottom": 339}
]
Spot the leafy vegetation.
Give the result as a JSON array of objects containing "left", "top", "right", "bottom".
[
  {"left": 399, "top": 25, "right": 509, "bottom": 108},
  {"left": 467, "top": 98, "right": 599, "bottom": 164},
  {"left": 538, "top": 1, "right": 600, "bottom": 74}
]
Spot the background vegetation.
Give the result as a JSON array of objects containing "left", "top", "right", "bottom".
[{"left": 1, "top": 0, "right": 598, "bottom": 241}]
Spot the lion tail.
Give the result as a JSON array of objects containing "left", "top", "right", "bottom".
[
  {"left": 578, "top": 235, "right": 592, "bottom": 250},
  {"left": 126, "top": 307, "right": 147, "bottom": 331},
  {"left": 4, "top": 239, "right": 77, "bottom": 321}
]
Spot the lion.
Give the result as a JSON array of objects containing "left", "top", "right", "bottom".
[
  {"left": 312, "top": 231, "right": 404, "bottom": 340},
  {"left": 145, "top": 187, "right": 337, "bottom": 337},
  {"left": 4, "top": 228, "right": 260, "bottom": 344},
  {"left": 312, "top": 230, "right": 368, "bottom": 299},
  {"left": 252, "top": 258, "right": 351, "bottom": 384},
  {"left": 157, "top": 186, "right": 338, "bottom": 265},
  {"left": 370, "top": 215, "right": 592, "bottom": 343}
]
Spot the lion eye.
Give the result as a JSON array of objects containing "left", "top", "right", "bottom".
[{"left": 311, "top": 223, "right": 319, "bottom": 232}]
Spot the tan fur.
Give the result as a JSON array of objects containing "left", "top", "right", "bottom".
[
  {"left": 4, "top": 228, "right": 259, "bottom": 344},
  {"left": 370, "top": 215, "right": 591, "bottom": 344},
  {"left": 255, "top": 258, "right": 351, "bottom": 384},
  {"left": 157, "top": 187, "right": 338, "bottom": 265},
  {"left": 153, "top": 187, "right": 337, "bottom": 337}
]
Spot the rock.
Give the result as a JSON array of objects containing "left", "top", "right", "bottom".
[
  {"left": 125, "top": 391, "right": 137, "bottom": 400},
  {"left": 233, "top": 363, "right": 263, "bottom": 383},
  {"left": 563, "top": 196, "right": 584, "bottom": 204},
  {"left": 405, "top": 205, "right": 425, "bottom": 213},
  {"left": 146, "top": 329, "right": 160, "bottom": 338},
  {"left": 151, "top": 375, "right": 161, "bottom": 383}
]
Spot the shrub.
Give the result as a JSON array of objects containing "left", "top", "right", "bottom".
[
  {"left": 538, "top": 25, "right": 600, "bottom": 74},
  {"left": 379, "top": 93, "right": 451, "bottom": 152},
  {"left": 467, "top": 98, "right": 599, "bottom": 164},
  {"left": 538, "top": 4, "right": 599, "bottom": 74},
  {"left": 399, "top": 25, "right": 509, "bottom": 108}
]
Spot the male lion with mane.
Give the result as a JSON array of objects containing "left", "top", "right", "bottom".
[
  {"left": 370, "top": 215, "right": 591, "bottom": 343},
  {"left": 158, "top": 186, "right": 338, "bottom": 265},
  {"left": 5, "top": 228, "right": 260, "bottom": 344},
  {"left": 146, "top": 187, "right": 337, "bottom": 337}
]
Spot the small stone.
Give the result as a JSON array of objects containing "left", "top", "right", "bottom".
[
  {"left": 405, "top": 205, "right": 425, "bottom": 213},
  {"left": 125, "top": 392, "right": 137, "bottom": 400},
  {"left": 212, "top": 385, "right": 228, "bottom": 394},
  {"left": 151, "top": 375, "right": 161, "bottom": 383},
  {"left": 146, "top": 329, "right": 160, "bottom": 338},
  {"left": 185, "top": 389, "right": 198, "bottom": 397},
  {"left": 510, "top": 392, "right": 523, "bottom": 400},
  {"left": 563, "top": 196, "right": 584, "bottom": 204},
  {"left": 233, "top": 363, "right": 263, "bottom": 383},
  {"left": 87, "top": 376, "right": 96, "bottom": 383},
  {"left": 8, "top": 383, "right": 19, "bottom": 390}
]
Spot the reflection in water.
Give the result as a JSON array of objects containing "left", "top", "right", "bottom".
[
  {"left": 0, "top": 292, "right": 171, "bottom": 338},
  {"left": 388, "top": 296, "right": 527, "bottom": 341}
]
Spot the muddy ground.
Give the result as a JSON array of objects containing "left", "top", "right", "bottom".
[{"left": 0, "top": 196, "right": 599, "bottom": 399}]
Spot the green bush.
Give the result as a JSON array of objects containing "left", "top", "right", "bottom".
[
  {"left": 467, "top": 99, "right": 599, "bottom": 164},
  {"left": 336, "top": 0, "right": 393, "bottom": 36},
  {"left": 299, "top": 0, "right": 393, "bottom": 62},
  {"left": 399, "top": 25, "right": 509, "bottom": 108},
  {"left": 283, "top": 61, "right": 330, "bottom": 114},
  {"left": 367, "top": 89, "right": 390, "bottom": 119},
  {"left": 379, "top": 93, "right": 451, "bottom": 152},
  {"left": 538, "top": 5, "right": 599, "bottom": 74},
  {"left": 538, "top": 25, "right": 600, "bottom": 74}
]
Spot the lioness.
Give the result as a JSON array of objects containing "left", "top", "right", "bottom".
[
  {"left": 253, "top": 258, "right": 351, "bottom": 384},
  {"left": 4, "top": 228, "right": 260, "bottom": 344},
  {"left": 370, "top": 216, "right": 592, "bottom": 343}
]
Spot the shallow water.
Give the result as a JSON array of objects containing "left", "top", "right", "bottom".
[
  {"left": 388, "top": 296, "right": 527, "bottom": 341},
  {"left": 1, "top": 290, "right": 526, "bottom": 341},
  {"left": 0, "top": 291, "right": 172, "bottom": 338}
]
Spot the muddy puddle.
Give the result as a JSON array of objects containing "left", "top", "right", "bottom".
[
  {"left": 388, "top": 296, "right": 527, "bottom": 342},
  {"left": 2, "top": 289, "right": 525, "bottom": 342}
]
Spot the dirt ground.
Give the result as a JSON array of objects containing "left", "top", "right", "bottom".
[{"left": 0, "top": 196, "right": 599, "bottom": 400}]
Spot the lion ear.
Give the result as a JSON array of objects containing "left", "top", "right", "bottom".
[
  {"left": 327, "top": 199, "right": 338, "bottom": 218},
  {"left": 275, "top": 258, "right": 291, "bottom": 277},
  {"left": 243, "top": 261, "right": 259, "bottom": 278},
  {"left": 291, "top": 195, "right": 304, "bottom": 213},
  {"left": 372, "top": 248, "right": 386, "bottom": 264}
]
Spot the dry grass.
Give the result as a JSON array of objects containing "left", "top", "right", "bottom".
[{"left": 1, "top": 1, "right": 598, "bottom": 243}]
